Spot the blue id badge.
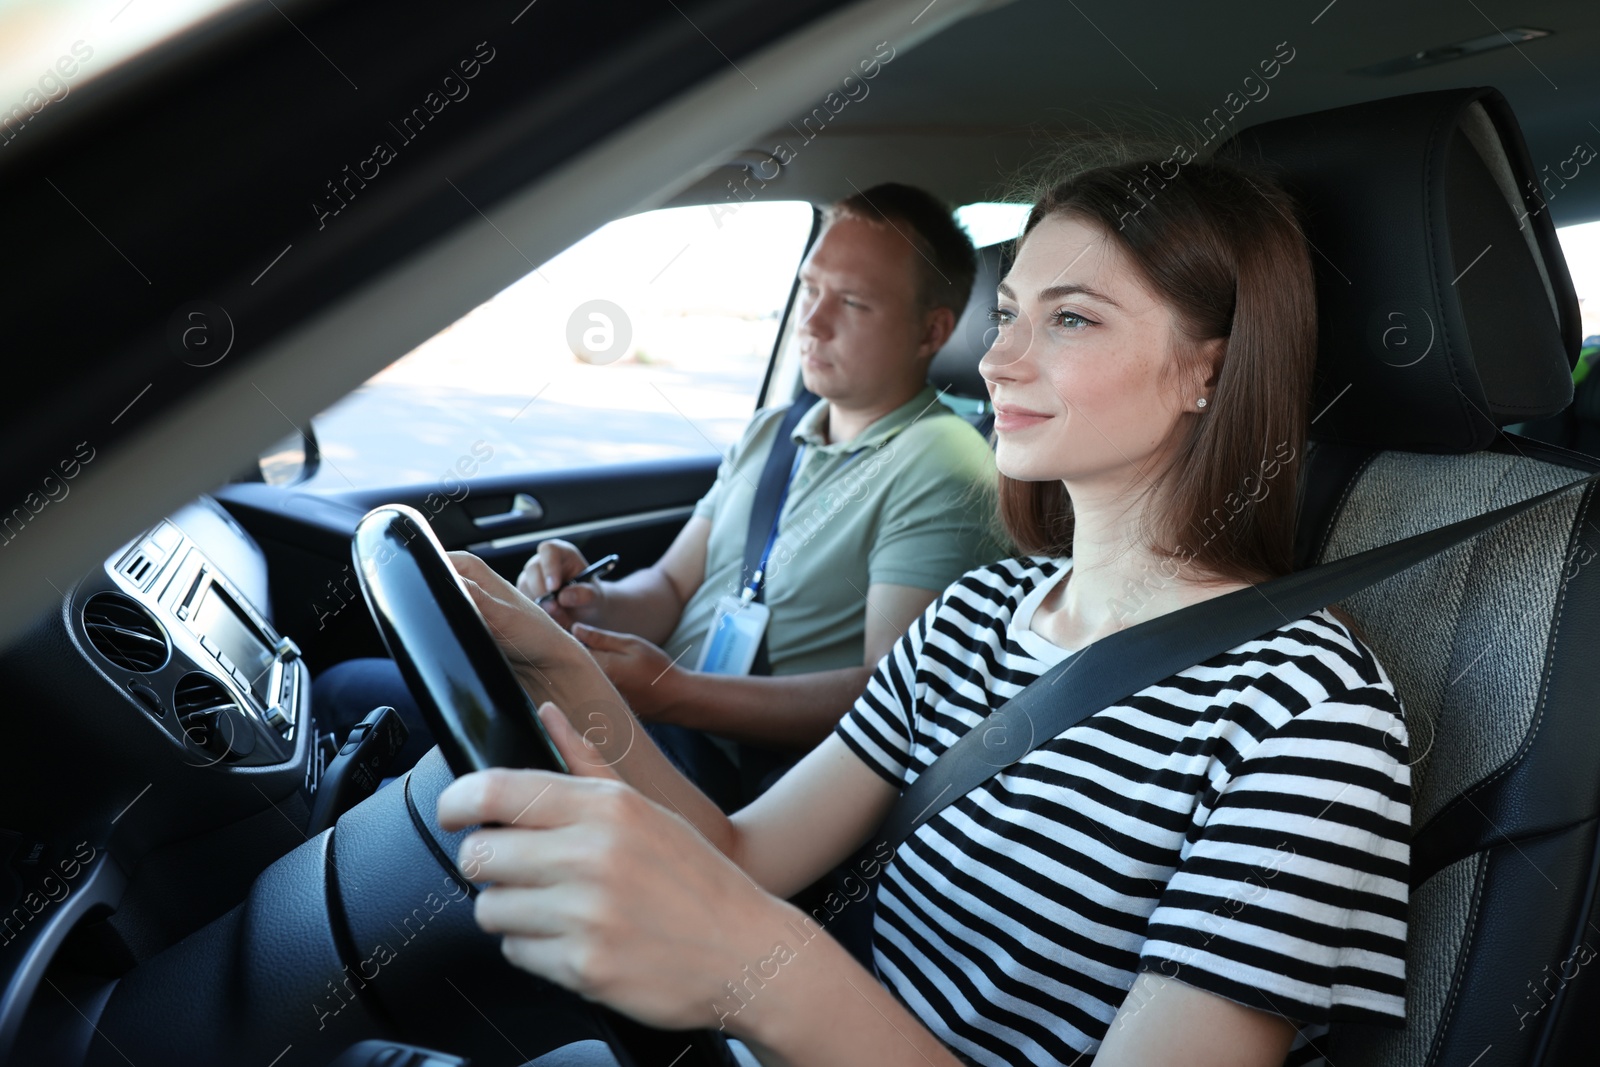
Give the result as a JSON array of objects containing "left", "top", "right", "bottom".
[{"left": 696, "top": 595, "right": 770, "bottom": 676}]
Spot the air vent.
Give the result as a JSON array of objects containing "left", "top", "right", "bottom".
[
  {"left": 82, "top": 592, "right": 169, "bottom": 672},
  {"left": 173, "top": 673, "right": 256, "bottom": 761},
  {"left": 120, "top": 550, "right": 155, "bottom": 587},
  {"left": 173, "top": 672, "right": 234, "bottom": 718}
]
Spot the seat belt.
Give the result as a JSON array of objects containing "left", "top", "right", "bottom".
[
  {"left": 728, "top": 392, "right": 821, "bottom": 800},
  {"left": 742, "top": 390, "right": 821, "bottom": 676},
  {"left": 732, "top": 389, "right": 953, "bottom": 800},
  {"left": 874, "top": 465, "right": 1600, "bottom": 858}
]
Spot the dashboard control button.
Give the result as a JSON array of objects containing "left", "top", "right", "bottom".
[{"left": 127, "top": 682, "right": 164, "bottom": 718}]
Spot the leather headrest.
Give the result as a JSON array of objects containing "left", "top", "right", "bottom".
[
  {"left": 1222, "top": 87, "right": 1581, "bottom": 453},
  {"left": 928, "top": 242, "right": 1009, "bottom": 399}
]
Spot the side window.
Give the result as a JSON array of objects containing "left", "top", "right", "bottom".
[
  {"left": 303, "top": 201, "right": 817, "bottom": 490},
  {"left": 954, "top": 201, "right": 1030, "bottom": 248},
  {"left": 1558, "top": 221, "right": 1600, "bottom": 345}
]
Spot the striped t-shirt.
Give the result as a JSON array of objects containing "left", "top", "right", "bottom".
[{"left": 835, "top": 557, "right": 1411, "bottom": 1066}]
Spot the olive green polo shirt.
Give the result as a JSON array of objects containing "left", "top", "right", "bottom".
[{"left": 661, "top": 385, "right": 1006, "bottom": 678}]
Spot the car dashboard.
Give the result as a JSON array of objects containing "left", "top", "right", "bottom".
[
  {"left": 82, "top": 508, "right": 307, "bottom": 770},
  {"left": 0, "top": 495, "right": 339, "bottom": 1061}
]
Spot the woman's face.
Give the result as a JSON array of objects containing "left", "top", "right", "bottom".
[{"left": 979, "top": 212, "right": 1213, "bottom": 488}]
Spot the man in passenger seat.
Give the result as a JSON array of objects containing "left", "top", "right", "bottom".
[{"left": 314, "top": 183, "right": 1007, "bottom": 809}]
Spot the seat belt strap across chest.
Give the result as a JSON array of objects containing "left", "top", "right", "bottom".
[
  {"left": 874, "top": 466, "right": 1600, "bottom": 858},
  {"left": 742, "top": 391, "right": 820, "bottom": 676}
]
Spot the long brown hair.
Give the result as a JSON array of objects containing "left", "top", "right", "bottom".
[{"left": 999, "top": 158, "right": 1362, "bottom": 635}]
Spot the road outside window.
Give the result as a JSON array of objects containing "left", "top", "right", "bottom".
[
  {"left": 1558, "top": 220, "right": 1600, "bottom": 342},
  {"left": 300, "top": 201, "right": 816, "bottom": 491}
]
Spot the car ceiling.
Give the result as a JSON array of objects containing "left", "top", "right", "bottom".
[{"left": 681, "top": 0, "right": 1600, "bottom": 225}]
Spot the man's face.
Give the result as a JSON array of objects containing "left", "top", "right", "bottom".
[{"left": 794, "top": 215, "right": 936, "bottom": 408}]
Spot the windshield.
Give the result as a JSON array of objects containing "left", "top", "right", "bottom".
[{"left": 0, "top": 0, "right": 250, "bottom": 131}]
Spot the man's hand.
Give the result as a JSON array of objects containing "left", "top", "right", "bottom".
[
  {"left": 572, "top": 623, "right": 685, "bottom": 722},
  {"left": 514, "top": 538, "right": 603, "bottom": 631}
]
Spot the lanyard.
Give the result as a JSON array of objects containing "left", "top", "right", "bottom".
[{"left": 742, "top": 444, "right": 867, "bottom": 601}]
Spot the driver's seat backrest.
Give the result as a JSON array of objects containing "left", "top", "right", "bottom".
[{"left": 1226, "top": 88, "right": 1600, "bottom": 1066}]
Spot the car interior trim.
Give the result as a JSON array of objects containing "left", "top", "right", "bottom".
[{"left": 467, "top": 504, "right": 699, "bottom": 555}]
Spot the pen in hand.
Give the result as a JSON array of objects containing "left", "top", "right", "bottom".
[{"left": 535, "top": 553, "right": 620, "bottom": 606}]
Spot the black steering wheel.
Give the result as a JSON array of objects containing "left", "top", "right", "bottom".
[{"left": 352, "top": 504, "right": 737, "bottom": 1067}]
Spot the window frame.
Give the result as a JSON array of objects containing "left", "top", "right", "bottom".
[{"left": 757, "top": 204, "right": 824, "bottom": 411}]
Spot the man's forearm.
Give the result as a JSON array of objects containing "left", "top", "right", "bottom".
[
  {"left": 660, "top": 666, "right": 875, "bottom": 751},
  {"left": 586, "top": 566, "right": 686, "bottom": 645}
]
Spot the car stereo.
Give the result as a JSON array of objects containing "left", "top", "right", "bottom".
[
  {"left": 109, "top": 518, "right": 302, "bottom": 741},
  {"left": 161, "top": 541, "right": 299, "bottom": 736}
]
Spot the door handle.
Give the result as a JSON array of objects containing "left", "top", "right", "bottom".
[{"left": 472, "top": 493, "right": 545, "bottom": 531}]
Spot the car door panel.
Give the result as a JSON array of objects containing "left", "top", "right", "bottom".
[
  {"left": 333, "top": 456, "right": 718, "bottom": 561},
  {"left": 213, "top": 456, "right": 717, "bottom": 670}
]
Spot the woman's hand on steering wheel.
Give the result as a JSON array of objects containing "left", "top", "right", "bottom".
[
  {"left": 448, "top": 551, "right": 613, "bottom": 711},
  {"left": 436, "top": 702, "right": 799, "bottom": 1036}
]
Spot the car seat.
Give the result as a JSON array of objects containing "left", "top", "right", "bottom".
[
  {"left": 1225, "top": 87, "right": 1600, "bottom": 1065},
  {"left": 1508, "top": 339, "right": 1600, "bottom": 459},
  {"left": 923, "top": 83, "right": 1600, "bottom": 1065},
  {"left": 928, "top": 241, "right": 1009, "bottom": 437}
]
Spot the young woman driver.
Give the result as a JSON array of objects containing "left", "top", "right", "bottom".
[{"left": 441, "top": 158, "right": 1411, "bottom": 1067}]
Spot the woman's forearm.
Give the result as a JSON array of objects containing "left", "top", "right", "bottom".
[
  {"left": 453, "top": 549, "right": 758, "bottom": 872},
  {"left": 725, "top": 901, "right": 963, "bottom": 1067},
  {"left": 512, "top": 643, "right": 746, "bottom": 866}
]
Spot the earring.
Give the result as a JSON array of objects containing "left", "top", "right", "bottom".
[{"left": 1196, "top": 397, "right": 1208, "bottom": 409}]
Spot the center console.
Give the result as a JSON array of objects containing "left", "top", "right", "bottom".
[{"left": 73, "top": 508, "right": 313, "bottom": 772}]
